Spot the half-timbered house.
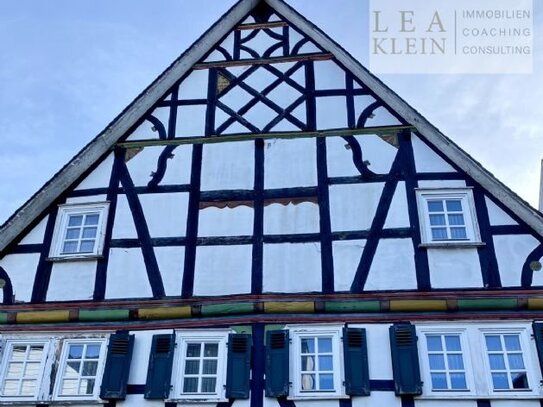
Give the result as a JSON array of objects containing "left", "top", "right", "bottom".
[{"left": 1, "top": 1, "right": 543, "bottom": 406}]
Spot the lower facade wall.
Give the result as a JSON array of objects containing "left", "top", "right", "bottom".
[{"left": 2, "top": 320, "right": 543, "bottom": 406}]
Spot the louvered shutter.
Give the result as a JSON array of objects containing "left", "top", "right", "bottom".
[
  {"left": 532, "top": 323, "right": 543, "bottom": 374},
  {"left": 225, "top": 333, "right": 252, "bottom": 399},
  {"left": 144, "top": 334, "right": 176, "bottom": 399},
  {"left": 343, "top": 327, "right": 370, "bottom": 396},
  {"left": 389, "top": 324, "right": 422, "bottom": 396},
  {"left": 265, "top": 330, "right": 289, "bottom": 397},
  {"left": 100, "top": 332, "right": 135, "bottom": 400}
]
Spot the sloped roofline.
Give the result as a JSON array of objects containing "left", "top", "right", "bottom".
[{"left": 0, "top": 0, "right": 541, "bottom": 254}]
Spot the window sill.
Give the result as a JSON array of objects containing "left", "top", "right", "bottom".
[
  {"left": 419, "top": 241, "right": 486, "bottom": 249},
  {"left": 47, "top": 254, "right": 104, "bottom": 262},
  {"left": 167, "top": 397, "right": 228, "bottom": 404},
  {"left": 287, "top": 394, "right": 349, "bottom": 401},
  {"left": 417, "top": 392, "right": 542, "bottom": 400}
]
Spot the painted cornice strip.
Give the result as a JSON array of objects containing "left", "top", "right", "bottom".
[{"left": 1, "top": 296, "right": 543, "bottom": 325}]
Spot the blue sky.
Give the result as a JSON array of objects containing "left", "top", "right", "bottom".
[{"left": 0, "top": 0, "right": 541, "bottom": 224}]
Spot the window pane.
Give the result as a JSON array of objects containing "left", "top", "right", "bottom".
[
  {"left": 450, "top": 373, "right": 467, "bottom": 389},
  {"left": 82, "top": 227, "right": 97, "bottom": 239},
  {"left": 426, "top": 336, "right": 442, "bottom": 351},
  {"left": 318, "top": 338, "right": 332, "bottom": 353},
  {"left": 2, "top": 380, "right": 19, "bottom": 396},
  {"left": 61, "top": 379, "right": 79, "bottom": 395},
  {"left": 202, "top": 360, "right": 217, "bottom": 375},
  {"left": 183, "top": 377, "right": 198, "bottom": 393},
  {"left": 447, "top": 354, "right": 464, "bottom": 370},
  {"left": 82, "top": 361, "right": 98, "bottom": 377},
  {"left": 444, "top": 336, "right": 461, "bottom": 351},
  {"left": 185, "top": 360, "right": 199, "bottom": 375},
  {"left": 28, "top": 346, "right": 44, "bottom": 361},
  {"left": 79, "top": 378, "right": 95, "bottom": 395},
  {"left": 492, "top": 372, "right": 509, "bottom": 389},
  {"left": 301, "top": 356, "right": 315, "bottom": 371},
  {"left": 427, "top": 201, "right": 443, "bottom": 212},
  {"left": 20, "top": 380, "right": 37, "bottom": 396},
  {"left": 65, "top": 228, "right": 80, "bottom": 240},
  {"left": 511, "top": 372, "right": 529, "bottom": 389},
  {"left": 489, "top": 354, "right": 506, "bottom": 370},
  {"left": 429, "top": 214, "right": 446, "bottom": 225},
  {"left": 301, "top": 338, "right": 315, "bottom": 353},
  {"left": 85, "top": 214, "right": 99, "bottom": 225},
  {"left": 450, "top": 227, "right": 467, "bottom": 239},
  {"left": 431, "top": 228, "right": 448, "bottom": 240},
  {"left": 446, "top": 200, "right": 462, "bottom": 211},
  {"left": 86, "top": 345, "right": 101, "bottom": 359},
  {"left": 301, "top": 374, "right": 315, "bottom": 390},
  {"left": 62, "top": 241, "right": 78, "bottom": 253},
  {"left": 448, "top": 214, "right": 465, "bottom": 226},
  {"left": 204, "top": 343, "right": 218, "bottom": 357},
  {"left": 24, "top": 362, "right": 41, "bottom": 377},
  {"left": 68, "top": 215, "right": 83, "bottom": 227},
  {"left": 79, "top": 240, "right": 95, "bottom": 253},
  {"left": 319, "top": 374, "right": 334, "bottom": 390},
  {"left": 319, "top": 355, "right": 333, "bottom": 370},
  {"left": 508, "top": 353, "right": 525, "bottom": 370},
  {"left": 186, "top": 343, "right": 201, "bottom": 357},
  {"left": 504, "top": 335, "right": 521, "bottom": 351},
  {"left": 429, "top": 354, "right": 445, "bottom": 370},
  {"left": 6, "top": 362, "right": 23, "bottom": 378},
  {"left": 431, "top": 373, "right": 447, "bottom": 389},
  {"left": 11, "top": 346, "right": 27, "bottom": 360},
  {"left": 201, "top": 377, "right": 216, "bottom": 393},
  {"left": 65, "top": 361, "right": 80, "bottom": 377},
  {"left": 68, "top": 345, "right": 84, "bottom": 359},
  {"left": 485, "top": 336, "right": 502, "bottom": 351}
]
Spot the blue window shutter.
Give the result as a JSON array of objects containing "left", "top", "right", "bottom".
[
  {"left": 225, "top": 333, "right": 252, "bottom": 399},
  {"left": 144, "top": 334, "right": 176, "bottom": 399},
  {"left": 343, "top": 327, "right": 370, "bottom": 396},
  {"left": 265, "top": 330, "right": 289, "bottom": 397},
  {"left": 100, "top": 332, "right": 135, "bottom": 400},
  {"left": 389, "top": 324, "right": 422, "bottom": 396},
  {"left": 533, "top": 323, "right": 543, "bottom": 374}
]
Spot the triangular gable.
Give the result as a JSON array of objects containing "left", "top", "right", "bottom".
[{"left": 0, "top": 0, "right": 542, "bottom": 255}]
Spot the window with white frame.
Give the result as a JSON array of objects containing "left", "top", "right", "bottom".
[
  {"left": 289, "top": 325, "right": 343, "bottom": 398},
  {"left": 0, "top": 336, "right": 107, "bottom": 402},
  {"left": 173, "top": 331, "right": 229, "bottom": 400},
  {"left": 417, "top": 324, "right": 540, "bottom": 398},
  {"left": 49, "top": 202, "right": 109, "bottom": 259},
  {"left": 53, "top": 339, "right": 107, "bottom": 399},
  {"left": 0, "top": 341, "right": 49, "bottom": 400},
  {"left": 416, "top": 189, "right": 481, "bottom": 245}
]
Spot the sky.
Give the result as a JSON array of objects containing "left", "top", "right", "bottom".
[{"left": 0, "top": 0, "right": 541, "bottom": 225}]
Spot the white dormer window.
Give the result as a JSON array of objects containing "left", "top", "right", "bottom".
[
  {"left": 49, "top": 202, "right": 109, "bottom": 259},
  {"left": 416, "top": 189, "right": 481, "bottom": 246}
]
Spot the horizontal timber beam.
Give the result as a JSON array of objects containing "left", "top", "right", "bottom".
[
  {"left": 236, "top": 21, "right": 289, "bottom": 30},
  {"left": 193, "top": 52, "right": 333, "bottom": 69},
  {"left": 1, "top": 293, "right": 542, "bottom": 326},
  {"left": 118, "top": 125, "right": 415, "bottom": 149}
]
